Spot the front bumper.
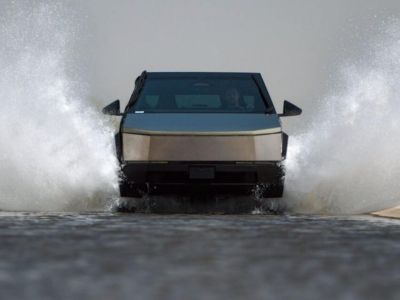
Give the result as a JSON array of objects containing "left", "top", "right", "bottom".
[{"left": 119, "top": 161, "right": 284, "bottom": 197}]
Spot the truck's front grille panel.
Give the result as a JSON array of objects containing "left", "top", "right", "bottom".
[{"left": 123, "top": 133, "right": 283, "bottom": 161}]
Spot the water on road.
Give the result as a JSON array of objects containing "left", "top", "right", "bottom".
[{"left": 0, "top": 212, "right": 399, "bottom": 300}]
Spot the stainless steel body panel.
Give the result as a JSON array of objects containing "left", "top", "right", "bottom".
[
  {"left": 122, "top": 112, "right": 283, "bottom": 161},
  {"left": 123, "top": 133, "right": 283, "bottom": 161}
]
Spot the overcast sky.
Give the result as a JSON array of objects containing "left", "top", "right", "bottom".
[
  {"left": 1, "top": 0, "right": 399, "bottom": 111},
  {"left": 65, "top": 0, "right": 400, "bottom": 116}
]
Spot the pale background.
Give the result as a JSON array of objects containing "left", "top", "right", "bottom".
[{"left": 66, "top": 0, "right": 400, "bottom": 120}]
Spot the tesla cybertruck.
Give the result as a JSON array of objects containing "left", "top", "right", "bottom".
[{"left": 103, "top": 71, "right": 301, "bottom": 198}]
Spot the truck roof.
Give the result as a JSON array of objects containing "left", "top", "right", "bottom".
[{"left": 145, "top": 72, "right": 262, "bottom": 79}]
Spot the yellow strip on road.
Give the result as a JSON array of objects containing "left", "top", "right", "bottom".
[{"left": 371, "top": 206, "right": 400, "bottom": 219}]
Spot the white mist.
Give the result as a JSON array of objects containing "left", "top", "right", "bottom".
[
  {"left": 0, "top": 2, "right": 119, "bottom": 211},
  {"left": 285, "top": 23, "right": 400, "bottom": 214}
]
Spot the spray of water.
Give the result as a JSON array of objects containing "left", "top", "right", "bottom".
[
  {"left": 285, "top": 22, "right": 400, "bottom": 214},
  {"left": 0, "top": 2, "right": 119, "bottom": 211}
]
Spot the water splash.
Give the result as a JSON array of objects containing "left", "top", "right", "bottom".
[
  {"left": 0, "top": 2, "right": 119, "bottom": 211},
  {"left": 285, "top": 22, "right": 400, "bottom": 214}
]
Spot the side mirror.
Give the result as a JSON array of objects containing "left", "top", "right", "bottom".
[
  {"left": 279, "top": 100, "right": 302, "bottom": 117},
  {"left": 102, "top": 100, "right": 122, "bottom": 116}
]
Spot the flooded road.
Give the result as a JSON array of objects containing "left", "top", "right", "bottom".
[{"left": 0, "top": 212, "right": 400, "bottom": 300}]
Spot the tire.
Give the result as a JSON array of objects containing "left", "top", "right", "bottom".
[
  {"left": 261, "top": 182, "right": 284, "bottom": 198},
  {"left": 119, "top": 181, "right": 148, "bottom": 198}
]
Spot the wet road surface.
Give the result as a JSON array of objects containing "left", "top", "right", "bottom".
[{"left": 0, "top": 212, "right": 400, "bottom": 300}]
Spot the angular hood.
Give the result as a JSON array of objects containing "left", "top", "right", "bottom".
[{"left": 122, "top": 113, "right": 281, "bottom": 136}]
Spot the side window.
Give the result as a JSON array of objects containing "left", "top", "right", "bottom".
[
  {"left": 144, "top": 95, "right": 159, "bottom": 108},
  {"left": 243, "top": 96, "right": 255, "bottom": 110}
]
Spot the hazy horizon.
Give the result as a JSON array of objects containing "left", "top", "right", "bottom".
[{"left": 72, "top": 0, "right": 400, "bottom": 115}]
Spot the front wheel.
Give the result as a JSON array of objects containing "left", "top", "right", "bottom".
[
  {"left": 119, "top": 181, "right": 148, "bottom": 198},
  {"left": 260, "top": 182, "right": 284, "bottom": 198}
]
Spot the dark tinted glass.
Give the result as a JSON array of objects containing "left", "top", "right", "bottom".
[{"left": 131, "top": 78, "right": 270, "bottom": 113}]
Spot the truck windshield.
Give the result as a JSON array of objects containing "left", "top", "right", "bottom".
[{"left": 130, "top": 78, "right": 272, "bottom": 113}]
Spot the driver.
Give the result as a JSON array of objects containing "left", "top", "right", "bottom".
[{"left": 222, "top": 87, "right": 244, "bottom": 110}]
